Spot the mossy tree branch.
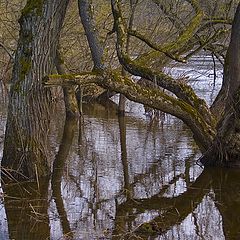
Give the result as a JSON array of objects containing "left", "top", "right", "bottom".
[
  {"left": 111, "top": 0, "right": 215, "bottom": 128},
  {"left": 133, "top": 7, "right": 204, "bottom": 66},
  {"left": 128, "top": 29, "right": 187, "bottom": 63},
  {"left": 44, "top": 71, "right": 215, "bottom": 150},
  {"left": 44, "top": 0, "right": 240, "bottom": 156},
  {"left": 127, "top": 0, "right": 231, "bottom": 70}
]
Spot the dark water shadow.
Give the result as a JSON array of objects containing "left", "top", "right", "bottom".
[
  {"left": 118, "top": 114, "right": 132, "bottom": 199},
  {"left": 2, "top": 177, "right": 50, "bottom": 240},
  {"left": 2, "top": 116, "right": 78, "bottom": 239},
  {"left": 211, "top": 168, "right": 240, "bottom": 239}
]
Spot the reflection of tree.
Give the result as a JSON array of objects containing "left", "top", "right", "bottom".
[
  {"left": 118, "top": 114, "right": 132, "bottom": 199},
  {"left": 51, "top": 116, "right": 78, "bottom": 239},
  {"left": 3, "top": 178, "right": 50, "bottom": 239},
  {"left": 112, "top": 169, "right": 211, "bottom": 239},
  {"left": 211, "top": 168, "right": 240, "bottom": 239},
  {"left": 112, "top": 168, "right": 240, "bottom": 239},
  {"left": 76, "top": 102, "right": 201, "bottom": 238}
]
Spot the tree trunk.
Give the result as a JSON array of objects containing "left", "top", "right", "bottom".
[
  {"left": 2, "top": 0, "right": 69, "bottom": 180},
  {"left": 55, "top": 47, "right": 79, "bottom": 118},
  {"left": 44, "top": 1, "right": 240, "bottom": 168},
  {"left": 201, "top": 3, "right": 240, "bottom": 167},
  {"left": 78, "top": 0, "right": 104, "bottom": 70}
]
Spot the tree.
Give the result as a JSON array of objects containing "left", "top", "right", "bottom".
[
  {"left": 201, "top": 2, "right": 240, "bottom": 166},
  {"left": 45, "top": 0, "right": 240, "bottom": 167},
  {"left": 2, "top": 0, "right": 70, "bottom": 180},
  {"left": 2, "top": 0, "right": 240, "bottom": 182}
]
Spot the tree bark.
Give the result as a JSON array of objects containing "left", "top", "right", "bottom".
[
  {"left": 78, "top": 0, "right": 104, "bottom": 70},
  {"left": 2, "top": 0, "right": 69, "bottom": 180},
  {"left": 55, "top": 47, "right": 79, "bottom": 118},
  {"left": 201, "top": 3, "right": 240, "bottom": 167}
]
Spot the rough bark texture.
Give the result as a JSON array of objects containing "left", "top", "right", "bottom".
[
  {"left": 2, "top": 0, "right": 69, "bottom": 180},
  {"left": 201, "top": 3, "right": 240, "bottom": 167},
  {"left": 55, "top": 48, "right": 79, "bottom": 118}
]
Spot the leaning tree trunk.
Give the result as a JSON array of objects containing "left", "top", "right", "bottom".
[
  {"left": 2, "top": 0, "right": 69, "bottom": 180},
  {"left": 201, "top": 3, "right": 240, "bottom": 167}
]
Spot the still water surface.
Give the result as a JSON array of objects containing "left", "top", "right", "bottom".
[{"left": 1, "top": 56, "right": 240, "bottom": 239}]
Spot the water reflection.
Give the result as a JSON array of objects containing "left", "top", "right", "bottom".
[
  {"left": 3, "top": 178, "right": 50, "bottom": 239},
  {"left": 1, "top": 101, "right": 240, "bottom": 239},
  {"left": 51, "top": 116, "right": 78, "bottom": 239},
  {"left": 118, "top": 114, "right": 132, "bottom": 199}
]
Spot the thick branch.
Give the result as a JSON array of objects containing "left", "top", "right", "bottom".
[
  {"left": 111, "top": 0, "right": 215, "bottom": 129},
  {"left": 44, "top": 71, "right": 215, "bottom": 150},
  {"left": 134, "top": 9, "right": 204, "bottom": 66},
  {"left": 162, "top": 11, "right": 204, "bottom": 53},
  {"left": 43, "top": 72, "right": 99, "bottom": 86}
]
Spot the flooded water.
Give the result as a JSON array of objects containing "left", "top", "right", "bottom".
[{"left": 1, "top": 56, "right": 240, "bottom": 239}]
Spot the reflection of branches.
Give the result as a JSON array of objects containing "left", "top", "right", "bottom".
[
  {"left": 113, "top": 169, "right": 212, "bottom": 238},
  {"left": 114, "top": 168, "right": 240, "bottom": 239},
  {"left": 211, "top": 168, "right": 240, "bottom": 239},
  {"left": 131, "top": 152, "right": 198, "bottom": 197},
  {"left": 82, "top": 101, "right": 199, "bottom": 200},
  {"left": 118, "top": 114, "right": 132, "bottom": 199},
  {"left": 51, "top": 116, "right": 78, "bottom": 239}
]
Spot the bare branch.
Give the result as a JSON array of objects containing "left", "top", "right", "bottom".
[
  {"left": 111, "top": 0, "right": 215, "bottom": 130},
  {"left": 0, "top": 42, "right": 14, "bottom": 60},
  {"left": 128, "top": 29, "right": 187, "bottom": 63}
]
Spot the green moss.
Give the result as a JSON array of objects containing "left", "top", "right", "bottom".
[
  {"left": 163, "top": 11, "right": 203, "bottom": 53},
  {"left": 13, "top": 56, "right": 31, "bottom": 93},
  {"left": 13, "top": 83, "right": 21, "bottom": 93},
  {"left": 49, "top": 74, "right": 76, "bottom": 80},
  {"left": 20, "top": 57, "right": 31, "bottom": 81},
  {"left": 21, "top": 0, "right": 44, "bottom": 16}
]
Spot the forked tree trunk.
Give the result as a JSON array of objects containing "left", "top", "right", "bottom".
[
  {"left": 201, "top": 3, "right": 240, "bottom": 167},
  {"left": 2, "top": 0, "right": 69, "bottom": 180}
]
